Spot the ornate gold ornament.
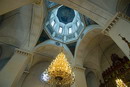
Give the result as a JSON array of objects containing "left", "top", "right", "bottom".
[
  {"left": 116, "top": 79, "right": 127, "bottom": 87},
  {"left": 41, "top": 52, "right": 75, "bottom": 86}
]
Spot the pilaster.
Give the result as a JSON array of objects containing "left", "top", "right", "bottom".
[
  {"left": 0, "top": 49, "right": 31, "bottom": 87},
  {"left": 72, "top": 66, "right": 87, "bottom": 87}
]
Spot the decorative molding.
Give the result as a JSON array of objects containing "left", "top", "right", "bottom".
[
  {"left": 103, "top": 12, "right": 130, "bottom": 35},
  {"left": 34, "top": 0, "right": 42, "bottom": 6},
  {"left": 15, "top": 49, "right": 32, "bottom": 56},
  {"left": 73, "top": 66, "right": 86, "bottom": 71},
  {"left": 103, "top": 13, "right": 120, "bottom": 35}
]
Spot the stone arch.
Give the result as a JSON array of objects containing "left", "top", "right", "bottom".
[
  {"left": 74, "top": 25, "right": 102, "bottom": 66},
  {"left": 74, "top": 25, "right": 120, "bottom": 81},
  {"left": 86, "top": 71, "right": 99, "bottom": 87},
  {"left": 19, "top": 40, "right": 74, "bottom": 87},
  {"left": 32, "top": 40, "right": 73, "bottom": 67}
]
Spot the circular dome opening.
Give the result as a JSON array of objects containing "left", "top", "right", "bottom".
[{"left": 57, "top": 6, "right": 75, "bottom": 24}]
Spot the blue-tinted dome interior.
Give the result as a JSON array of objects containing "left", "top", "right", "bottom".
[
  {"left": 44, "top": 5, "right": 84, "bottom": 43},
  {"left": 57, "top": 6, "right": 75, "bottom": 24}
]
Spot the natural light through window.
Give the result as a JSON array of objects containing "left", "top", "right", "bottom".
[
  {"left": 59, "top": 27, "right": 63, "bottom": 33},
  {"left": 41, "top": 71, "right": 50, "bottom": 82},
  {"left": 69, "top": 27, "right": 72, "bottom": 34},
  {"left": 51, "top": 20, "right": 55, "bottom": 27},
  {"left": 77, "top": 21, "right": 80, "bottom": 27}
]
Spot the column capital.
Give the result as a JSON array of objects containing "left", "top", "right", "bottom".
[{"left": 15, "top": 49, "right": 32, "bottom": 56}]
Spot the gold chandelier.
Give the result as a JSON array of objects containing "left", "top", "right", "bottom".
[
  {"left": 42, "top": 52, "right": 75, "bottom": 86},
  {"left": 116, "top": 79, "right": 127, "bottom": 87}
]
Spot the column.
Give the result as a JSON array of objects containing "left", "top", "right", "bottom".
[
  {"left": 0, "top": 49, "right": 31, "bottom": 87},
  {"left": 72, "top": 66, "right": 87, "bottom": 87},
  {"left": 103, "top": 13, "right": 130, "bottom": 59}
]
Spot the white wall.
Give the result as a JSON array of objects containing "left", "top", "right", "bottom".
[
  {"left": 19, "top": 62, "right": 50, "bottom": 87},
  {"left": 108, "top": 18, "right": 130, "bottom": 59}
]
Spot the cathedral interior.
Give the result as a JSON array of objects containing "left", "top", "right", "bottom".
[{"left": 0, "top": 0, "right": 130, "bottom": 87}]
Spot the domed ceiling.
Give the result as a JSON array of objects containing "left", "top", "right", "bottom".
[
  {"left": 57, "top": 6, "right": 75, "bottom": 24},
  {"left": 44, "top": 5, "right": 84, "bottom": 43},
  {"left": 37, "top": 0, "right": 97, "bottom": 55}
]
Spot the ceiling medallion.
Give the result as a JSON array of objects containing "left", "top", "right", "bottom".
[{"left": 41, "top": 52, "right": 75, "bottom": 86}]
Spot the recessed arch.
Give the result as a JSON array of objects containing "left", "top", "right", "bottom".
[
  {"left": 86, "top": 71, "right": 99, "bottom": 87},
  {"left": 32, "top": 40, "right": 74, "bottom": 67},
  {"left": 74, "top": 25, "right": 102, "bottom": 66}
]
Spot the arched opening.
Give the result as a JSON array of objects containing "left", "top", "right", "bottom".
[
  {"left": 75, "top": 24, "right": 127, "bottom": 86},
  {"left": 17, "top": 40, "right": 74, "bottom": 87},
  {"left": 86, "top": 71, "right": 98, "bottom": 87},
  {"left": 74, "top": 25, "right": 102, "bottom": 66}
]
